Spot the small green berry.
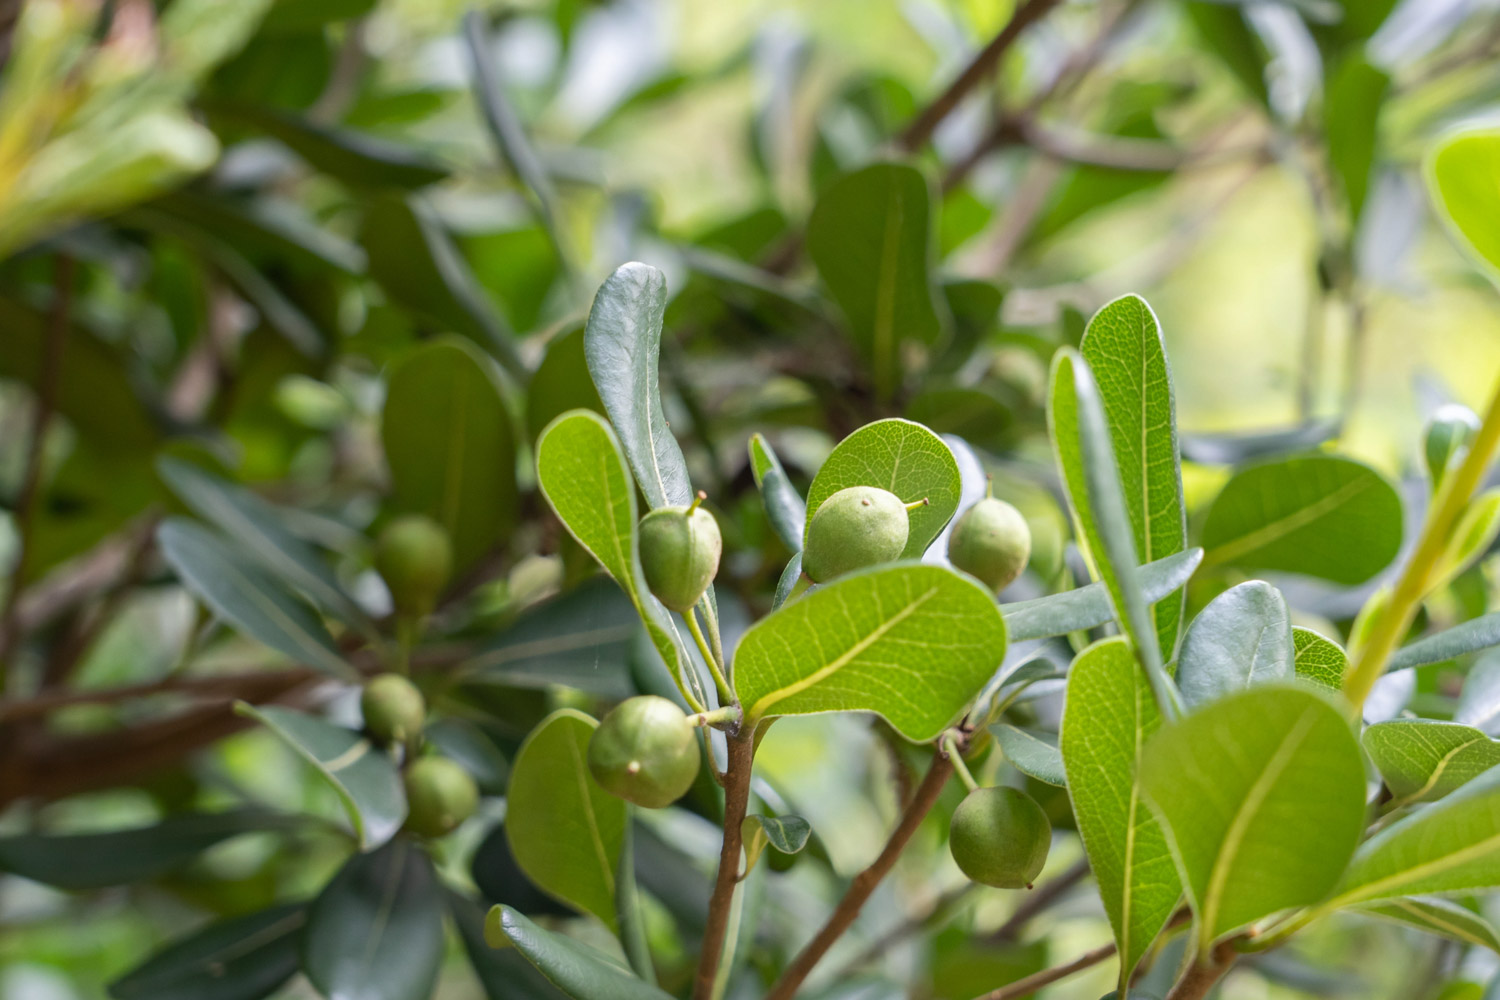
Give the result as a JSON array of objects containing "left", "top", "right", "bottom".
[
  {"left": 376, "top": 514, "right": 452, "bottom": 618},
  {"left": 588, "top": 695, "right": 700, "bottom": 808},
  {"left": 403, "top": 756, "right": 479, "bottom": 838},
  {"left": 638, "top": 492, "right": 722, "bottom": 613},
  {"left": 802, "top": 486, "right": 920, "bottom": 583},
  {"left": 360, "top": 673, "right": 426, "bottom": 747},
  {"left": 949, "top": 786, "right": 1051, "bottom": 889},
  {"left": 948, "top": 492, "right": 1031, "bottom": 593}
]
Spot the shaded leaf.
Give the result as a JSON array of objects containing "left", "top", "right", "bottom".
[
  {"left": 1000, "top": 549, "right": 1202, "bottom": 642},
  {"left": 742, "top": 814, "right": 812, "bottom": 874},
  {"left": 450, "top": 893, "right": 566, "bottom": 1000},
  {"left": 750, "top": 433, "right": 807, "bottom": 551},
  {"left": 208, "top": 104, "right": 447, "bottom": 188},
  {"left": 527, "top": 325, "right": 602, "bottom": 442},
  {"left": 423, "top": 717, "right": 509, "bottom": 795},
  {"left": 993, "top": 725, "right": 1065, "bottom": 787},
  {"left": 1389, "top": 613, "right": 1500, "bottom": 673},
  {"left": 1325, "top": 55, "right": 1389, "bottom": 222},
  {"left": 486, "top": 905, "right": 674, "bottom": 1000},
  {"left": 1294, "top": 627, "right": 1349, "bottom": 690},
  {"left": 1177, "top": 581, "right": 1293, "bottom": 708},
  {"left": 1363, "top": 720, "right": 1500, "bottom": 806},
  {"left": 109, "top": 903, "right": 304, "bottom": 1000},
  {"left": 464, "top": 577, "right": 637, "bottom": 696}
]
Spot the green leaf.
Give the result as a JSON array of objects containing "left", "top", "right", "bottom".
[
  {"left": 734, "top": 563, "right": 1006, "bottom": 741},
  {"left": 381, "top": 337, "right": 518, "bottom": 574},
  {"left": 1294, "top": 627, "right": 1348, "bottom": 690},
  {"left": 464, "top": 577, "right": 637, "bottom": 696},
  {"left": 614, "top": 821, "right": 654, "bottom": 983},
  {"left": 1139, "top": 685, "right": 1367, "bottom": 949},
  {"left": 1201, "top": 454, "right": 1403, "bottom": 585},
  {"left": 1432, "top": 489, "right": 1500, "bottom": 591},
  {"left": 1061, "top": 637, "right": 1179, "bottom": 987},
  {"left": 1079, "top": 294, "right": 1188, "bottom": 659},
  {"left": 1000, "top": 549, "right": 1202, "bottom": 642},
  {"left": 450, "top": 894, "right": 567, "bottom": 1000},
  {"left": 582, "top": 262, "right": 693, "bottom": 510},
  {"left": 109, "top": 903, "right": 304, "bottom": 1000},
  {"left": 806, "top": 163, "right": 948, "bottom": 398},
  {"left": 1429, "top": 127, "right": 1500, "bottom": 280},
  {"left": 750, "top": 433, "right": 807, "bottom": 552},
  {"left": 1324, "top": 55, "right": 1389, "bottom": 222},
  {"left": 157, "top": 458, "right": 374, "bottom": 638},
  {"left": 207, "top": 104, "right": 447, "bottom": 189},
  {"left": 1388, "top": 613, "right": 1500, "bottom": 673},
  {"left": 1176, "top": 581, "right": 1293, "bottom": 708},
  {"left": 993, "top": 725, "right": 1065, "bottom": 787},
  {"left": 1330, "top": 765, "right": 1500, "bottom": 906},
  {"left": 505, "top": 710, "right": 626, "bottom": 928},
  {"left": 158, "top": 519, "right": 354, "bottom": 680},
  {"left": 535, "top": 411, "right": 706, "bottom": 709},
  {"left": 1049, "top": 347, "right": 1177, "bottom": 716},
  {"left": 361, "top": 194, "right": 524, "bottom": 377},
  {"left": 1355, "top": 897, "right": 1500, "bottom": 953},
  {"left": 742, "top": 814, "right": 813, "bottom": 874},
  {"left": 803, "top": 418, "right": 961, "bottom": 559},
  {"left": 0, "top": 812, "right": 279, "bottom": 890},
  {"left": 235, "top": 704, "right": 405, "bottom": 849},
  {"left": 147, "top": 190, "right": 365, "bottom": 274},
  {"left": 1363, "top": 720, "right": 1500, "bottom": 806},
  {"left": 1185, "top": 3, "right": 1268, "bottom": 105},
  {"left": 773, "top": 552, "right": 804, "bottom": 610},
  {"left": 486, "top": 905, "right": 675, "bottom": 1000},
  {"left": 302, "top": 840, "right": 445, "bottom": 1000},
  {"left": 527, "top": 325, "right": 603, "bottom": 441},
  {"left": 423, "top": 717, "right": 509, "bottom": 795}
]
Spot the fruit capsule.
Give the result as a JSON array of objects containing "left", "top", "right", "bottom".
[
  {"left": 376, "top": 514, "right": 453, "bottom": 618},
  {"left": 361, "top": 673, "right": 426, "bottom": 747},
  {"left": 638, "top": 492, "right": 721, "bottom": 613},
  {"left": 948, "top": 491, "right": 1031, "bottom": 593},
  {"left": 404, "top": 756, "right": 479, "bottom": 838},
  {"left": 948, "top": 785, "right": 1051, "bottom": 889},
  {"left": 587, "top": 695, "right": 700, "bottom": 808},
  {"left": 803, "top": 486, "right": 922, "bottom": 583}
]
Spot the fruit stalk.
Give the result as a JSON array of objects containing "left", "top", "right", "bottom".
[
  {"left": 763, "top": 749, "right": 955, "bottom": 1000},
  {"left": 686, "top": 607, "right": 734, "bottom": 705},
  {"left": 692, "top": 730, "right": 756, "bottom": 1000}
]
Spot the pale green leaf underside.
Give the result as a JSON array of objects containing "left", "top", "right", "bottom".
[
  {"left": 750, "top": 433, "right": 806, "bottom": 552},
  {"left": 1140, "top": 685, "right": 1366, "bottom": 949},
  {"left": 1079, "top": 293, "right": 1187, "bottom": 659},
  {"left": 1363, "top": 720, "right": 1500, "bottom": 806},
  {"left": 1355, "top": 897, "right": 1500, "bottom": 953},
  {"left": 1000, "top": 549, "right": 1202, "bottom": 642},
  {"left": 993, "top": 725, "right": 1066, "bottom": 787},
  {"left": 490, "top": 905, "right": 674, "bottom": 1000},
  {"left": 1294, "top": 627, "right": 1348, "bottom": 690},
  {"left": 1061, "top": 636, "right": 1179, "bottom": 986},
  {"left": 803, "top": 418, "right": 961, "bottom": 559},
  {"left": 505, "top": 710, "right": 625, "bottom": 929},
  {"left": 1388, "top": 612, "right": 1500, "bottom": 673},
  {"left": 1176, "top": 581, "right": 1293, "bottom": 708},
  {"left": 733, "top": 562, "right": 1007, "bottom": 742}
]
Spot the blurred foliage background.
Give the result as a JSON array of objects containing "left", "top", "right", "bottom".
[{"left": 4, "top": 0, "right": 1500, "bottom": 998}]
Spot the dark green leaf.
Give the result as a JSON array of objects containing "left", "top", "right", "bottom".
[
  {"left": 1363, "top": 720, "right": 1500, "bottom": 806},
  {"left": 147, "top": 191, "right": 365, "bottom": 274},
  {"left": 1185, "top": 3, "right": 1269, "bottom": 105},
  {"left": 109, "top": 903, "right": 304, "bottom": 1000},
  {"left": 1325, "top": 55, "right": 1389, "bottom": 222},
  {"left": 1000, "top": 549, "right": 1203, "bottom": 642},
  {"left": 993, "top": 725, "right": 1065, "bottom": 787},
  {"left": 450, "top": 893, "right": 566, "bottom": 1000},
  {"left": 614, "top": 820, "right": 655, "bottom": 983},
  {"left": 486, "top": 905, "right": 675, "bottom": 1000},
  {"left": 464, "top": 577, "right": 637, "bottom": 696},
  {"left": 749, "top": 433, "right": 807, "bottom": 551},
  {"left": 742, "top": 814, "right": 812, "bottom": 874},
  {"left": 1176, "top": 581, "right": 1293, "bottom": 708},
  {"left": 527, "top": 325, "right": 603, "bottom": 442},
  {"left": 423, "top": 717, "right": 509, "bottom": 795},
  {"left": 208, "top": 104, "right": 447, "bottom": 188}
]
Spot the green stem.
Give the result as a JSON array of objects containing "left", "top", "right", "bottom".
[
  {"left": 688, "top": 607, "right": 734, "bottom": 706},
  {"left": 943, "top": 734, "right": 979, "bottom": 793},
  {"left": 689, "top": 705, "right": 743, "bottom": 729},
  {"left": 1343, "top": 374, "right": 1500, "bottom": 709}
]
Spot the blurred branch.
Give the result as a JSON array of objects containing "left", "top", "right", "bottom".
[
  {"left": 970, "top": 940, "right": 1117, "bottom": 1000},
  {"left": 988, "top": 856, "right": 1090, "bottom": 941}
]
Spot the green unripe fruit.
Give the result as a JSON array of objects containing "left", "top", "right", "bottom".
[
  {"left": 376, "top": 514, "right": 452, "bottom": 618},
  {"left": 360, "top": 673, "right": 426, "bottom": 746},
  {"left": 948, "top": 496, "right": 1031, "bottom": 592},
  {"left": 637, "top": 495, "right": 721, "bottom": 613},
  {"left": 1425, "top": 404, "right": 1480, "bottom": 489},
  {"left": 949, "top": 786, "right": 1051, "bottom": 889},
  {"left": 802, "top": 486, "right": 914, "bottom": 583},
  {"left": 403, "top": 756, "right": 479, "bottom": 838},
  {"left": 588, "top": 695, "right": 700, "bottom": 808}
]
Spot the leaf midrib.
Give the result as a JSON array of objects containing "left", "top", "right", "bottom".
[{"left": 1206, "top": 474, "right": 1372, "bottom": 566}]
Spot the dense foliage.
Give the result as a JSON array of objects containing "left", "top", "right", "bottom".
[{"left": 6, "top": 1, "right": 1500, "bottom": 1000}]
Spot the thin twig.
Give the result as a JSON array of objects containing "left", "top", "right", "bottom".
[
  {"left": 833, "top": 883, "right": 977, "bottom": 975},
  {"left": 693, "top": 730, "right": 756, "bottom": 1000},
  {"left": 969, "top": 939, "right": 1118, "bottom": 1000},
  {"left": 764, "top": 750, "right": 955, "bottom": 1000},
  {"left": 989, "top": 857, "right": 1091, "bottom": 942}
]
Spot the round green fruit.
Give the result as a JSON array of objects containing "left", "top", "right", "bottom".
[
  {"left": 638, "top": 496, "right": 722, "bottom": 613},
  {"left": 948, "top": 496, "right": 1031, "bottom": 592},
  {"left": 802, "top": 486, "right": 912, "bottom": 583},
  {"left": 361, "top": 673, "right": 426, "bottom": 746},
  {"left": 403, "top": 756, "right": 479, "bottom": 838},
  {"left": 376, "top": 514, "right": 453, "bottom": 618},
  {"left": 949, "top": 786, "right": 1051, "bottom": 889},
  {"left": 588, "top": 695, "right": 700, "bottom": 808}
]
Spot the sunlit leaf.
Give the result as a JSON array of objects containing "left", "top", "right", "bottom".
[
  {"left": 1363, "top": 720, "right": 1500, "bottom": 806},
  {"left": 1293, "top": 627, "right": 1348, "bottom": 690}
]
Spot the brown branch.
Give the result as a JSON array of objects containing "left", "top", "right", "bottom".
[
  {"left": 693, "top": 730, "right": 756, "bottom": 999},
  {"left": 897, "top": 0, "right": 1063, "bottom": 152},
  {"left": 989, "top": 856, "right": 1090, "bottom": 942},
  {"left": 764, "top": 749, "right": 955, "bottom": 1000},
  {"left": 969, "top": 939, "right": 1117, "bottom": 1000},
  {"left": 832, "top": 883, "right": 976, "bottom": 976},
  {"left": 1165, "top": 939, "right": 1238, "bottom": 1000}
]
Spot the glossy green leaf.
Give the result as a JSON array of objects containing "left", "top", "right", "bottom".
[
  {"left": 535, "top": 410, "right": 706, "bottom": 708},
  {"left": 1176, "top": 581, "right": 1293, "bottom": 708},
  {"left": 750, "top": 433, "right": 806, "bottom": 551},
  {"left": 235, "top": 704, "right": 405, "bottom": 850},
  {"left": 450, "top": 894, "right": 567, "bottom": 1000},
  {"left": 1080, "top": 294, "right": 1187, "bottom": 658},
  {"left": 1293, "top": 627, "right": 1348, "bottom": 690},
  {"left": 993, "top": 725, "right": 1065, "bottom": 787},
  {"left": 1140, "top": 685, "right": 1367, "bottom": 949},
  {"left": 582, "top": 262, "right": 692, "bottom": 510},
  {"left": 742, "top": 814, "right": 812, "bottom": 874},
  {"left": 803, "top": 418, "right": 961, "bottom": 559},
  {"left": 1355, "top": 897, "right": 1500, "bottom": 953},
  {"left": 1388, "top": 613, "right": 1500, "bottom": 673},
  {"left": 382, "top": 337, "right": 518, "bottom": 574},
  {"left": 157, "top": 458, "right": 374, "bottom": 637},
  {"left": 209, "top": 104, "right": 447, "bottom": 188},
  {"left": 1427, "top": 127, "right": 1500, "bottom": 279},
  {"left": 1363, "top": 720, "right": 1500, "bottom": 806},
  {"left": 0, "top": 811, "right": 279, "bottom": 890},
  {"left": 733, "top": 562, "right": 1007, "bottom": 741},
  {"left": 806, "top": 163, "right": 947, "bottom": 398},
  {"left": 109, "top": 903, "right": 304, "bottom": 1000},
  {"left": 505, "top": 710, "right": 626, "bottom": 928},
  {"left": 1331, "top": 764, "right": 1500, "bottom": 906},
  {"left": 158, "top": 519, "right": 354, "bottom": 680},
  {"left": 486, "top": 905, "right": 674, "bottom": 1000},
  {"left": 1000, "top": 549, "right": 1202, "bottom": 642},
  {"left": 464, "top": 577, "right": 637, "bottom": 696},
  {"left": 1061, "top": 637, "right": 1179, "bottom": 987},
  {"left": 1050, "top": 347, "right": 1177, "bottom": 716},
  {"left": 302, "top": 839, "right": 445, "bottom": 1000},
  {"left": 1201, "top": 455, "right": 1403, "bottom": 585},
  {"left": 1325, "top": 55, "right": 1389, "bottom": 222}
]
